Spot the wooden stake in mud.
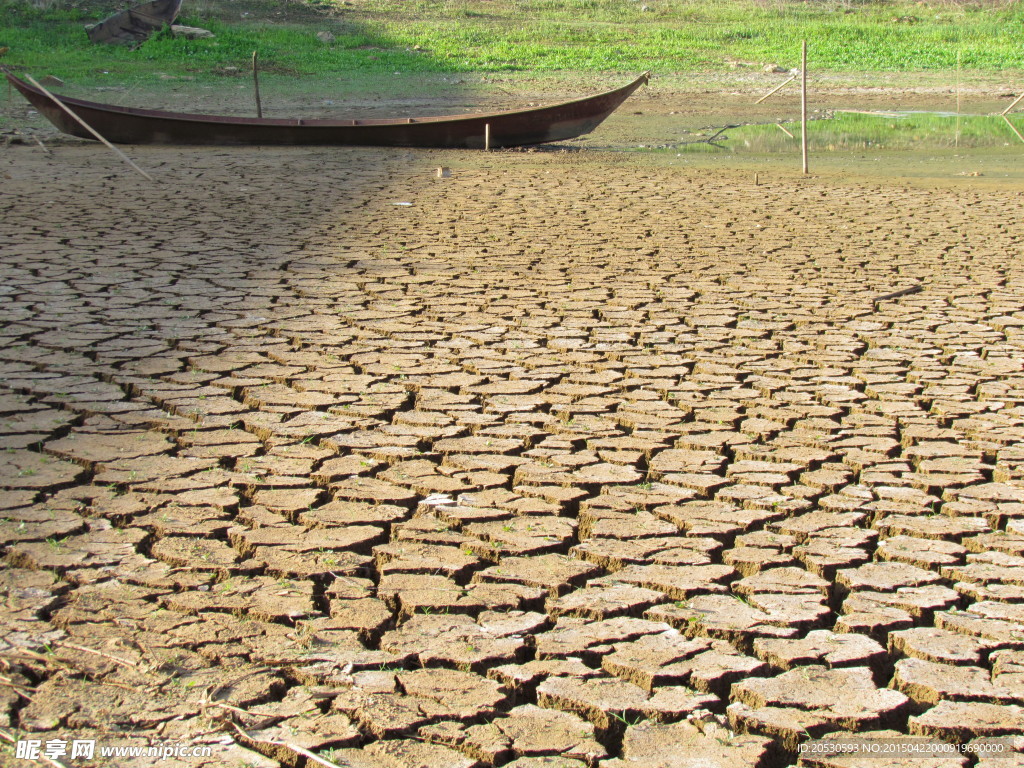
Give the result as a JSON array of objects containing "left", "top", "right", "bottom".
[
  {"left": 800, "top": 40, "right": 808, "bottom": 175},
  {"left": 1002, "top": 91, "right": 1024, "bottom": 116},
  {"left": 24, "top": 74, "right": 154, "bottom": 182},
  {"left": 754, "top": 75, "right": 796, "bottom": 105},
  {"left": 252, "top": 50, "right": 263, "bottom": 119},
  {"left": 484, "top": 122, "right": 491, "bottom": 151},
  {"left": 955, "top": 48, "right": 962, "bottom": 148}
]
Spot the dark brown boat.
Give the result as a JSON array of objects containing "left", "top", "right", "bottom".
[
  {"left": 5, "top": 71, "right": 649, "bottom": 148},
  {"left": 85, "top": 0, "right": 183, "bottom": 45}
]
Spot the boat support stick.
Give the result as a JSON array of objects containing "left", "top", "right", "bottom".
[
  {"left": 25, "top": 74, "right": 154, "bottom": 182},
  {"left": 253, "top": 50, "right": 263, "bottom": 118}
]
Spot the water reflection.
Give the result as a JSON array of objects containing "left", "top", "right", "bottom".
[{"left": 672, "top": 111, "right": 1024, "bottom": 154}]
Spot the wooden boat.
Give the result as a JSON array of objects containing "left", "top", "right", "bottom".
[
  {"left": 5, "top": 71, "right": 649, "bottom": 148},
  {"left": 85, "top": 0, "right": 183, "bottom": 45}
]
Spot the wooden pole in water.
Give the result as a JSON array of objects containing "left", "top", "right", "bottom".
[
  {"left": 955, "top": 48, "right": 961, "bottom": 148},
  {"left": 252, "top": 50, "right": 263, "bottom": 119},
  {"left": 24, "top": 74, "right": 154, "bottom": 182},
  {"left": 1002, "top": 91, "right": 1024, "bottom": 116},
  {"left": 484, "top": 122, "right": 491, "bottom": 151},
  {"left": 1003, "top": 114, "right": 1024, "bottom": 145},
  {"left": 800, "top": 39, "right": 808, "bottom": 175}
]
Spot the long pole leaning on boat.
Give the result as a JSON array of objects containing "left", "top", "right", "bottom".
[{"left": 23, "top": 73, "right": 155, "bottom": 181}]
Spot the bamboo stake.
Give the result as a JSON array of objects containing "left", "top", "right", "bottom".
[
  {"left": 24, "top": 74, "right": 154, "bottom": 182},
  {"left": 1001, "top": 91, "right": 1024, "bottom": 116},
  {"left": 775, "top": 122, "right": 794, "bottom": 138},
  {"left": 1003, "top": 114, "right": 1024, "bottom": 145},
  {"left": 955, "top": 48, "right": 961, "bottom": 148},
  {"left": 800, "top": 40, "right": 808, "bottom": 175},
  {"left": 484, "top": 122, "right": 491, "bottom": 151},
  {"left": 754, "top": 75, "right": 796, "bottom": 105},
  {"left": 252, "top": 50, "right": 262, "bottom": 119}
]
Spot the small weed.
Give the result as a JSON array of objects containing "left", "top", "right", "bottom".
[{"left": 608, "top": 709, "right": 645, "bottom": 727}]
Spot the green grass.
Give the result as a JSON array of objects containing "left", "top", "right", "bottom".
[
  {"left": 0, "top": 0, "right": 438, "bottom": 85},
  {"left": 359, "top": 0, "right": 1024, "bottom": 72},
  {"left": 0, "top": 0, "right": 1022, "bottom": 86}
]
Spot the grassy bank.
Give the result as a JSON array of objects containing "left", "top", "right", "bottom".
[{"left": 1, "top": 0, "right": 1022, "bottom": 86}]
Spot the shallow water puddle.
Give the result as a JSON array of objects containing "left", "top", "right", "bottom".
[
  {"left": 720, "top": 111, "right": 1015, "bottom": 153},
  {"left": 678, "top": 111, "right": 1024, "bottom": 153},
  {"left": 620, "top": 110, "right": 1024, "bottom": 184}
]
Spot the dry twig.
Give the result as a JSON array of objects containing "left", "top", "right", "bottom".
[
  {"left": 675, "top": 124, "right": 737, "bottom": 149},
  {"left": 229, "top": 722, "right": 348, "bottom": 768},
  {"left": 58, "top": 642, "right": 139, "bottom": 669},
  {"left": 874, "top": 284, "right": 923, "bottom": 303},
  {"left": 0, "top": 675, "right": 36, "bottom": 701}
]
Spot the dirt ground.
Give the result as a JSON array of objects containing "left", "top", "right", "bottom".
[{"left": 3, "top": 103, "right": 1024, "bottom": 768}]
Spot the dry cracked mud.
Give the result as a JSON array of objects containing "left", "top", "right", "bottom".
[{"left": 2, "top": 139, "right": 1024, "bottom": 768}]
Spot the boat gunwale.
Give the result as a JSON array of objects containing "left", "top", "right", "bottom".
[{"left": 5, "top": 71, "right": 650, "bottom": 129}]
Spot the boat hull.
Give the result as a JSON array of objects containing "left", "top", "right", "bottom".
[{"left": 7, "top": 72, "right": 649, "bottom": 148}]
